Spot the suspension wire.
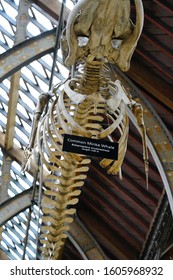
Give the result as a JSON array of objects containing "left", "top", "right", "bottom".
[
  {"left": 22, "top": 207, "right": 32, "bottom": 260},
  {"left": 22, "top": 169, "right": 39, "bottom": 260},
  {"left": 34, "top": 0, "right": 67, "bottom": 258},
  {"left": 23, "top": 0, "right": 72, "bottom": 259},
  {"left": 35, "top": 156, "right": 44, "bottom": 259},
  {"left": 49, "top": 0, "right": 67, "bottom": 91}
]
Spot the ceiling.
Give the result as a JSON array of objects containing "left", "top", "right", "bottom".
[{"left": 0, "top": 0, "right": 173, "bottom": 260}]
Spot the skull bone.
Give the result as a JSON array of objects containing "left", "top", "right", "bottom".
[{"left": 61, "top": 0, "right": 144, "bottom": 72}]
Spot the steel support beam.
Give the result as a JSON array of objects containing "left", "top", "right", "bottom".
[
  {"left": 0, "top": 189, "right": 32, "bottom": 226},
  {"left": 0, "top": 29, "right": 56, "bottom": 83},
  {"left": 0, "top": 151, "right": 11, "bottom": 204},
  {"left": 5, "top": 72, "right": 21, "bottom": 150},
  {"left": 5, "top": 0, "right": 32, "bottom": 150}
]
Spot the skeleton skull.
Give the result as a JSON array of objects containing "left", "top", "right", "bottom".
[{"left": 61, "top": 0, "right": 144, "bottom": 71}]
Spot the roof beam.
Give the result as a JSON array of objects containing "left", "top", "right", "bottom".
[
  {"left": 128, "top": 59, "right": 173, "bottom": 110},
  {"left": 144, "top": 11, "right": 173, "bottom": 38},
  {"left": 33, "top": 0, "right": 69, "bottom": 22},
  {"left": 5, "top": 0, "right": 31, "bottom": 150},
  {"left": 5, "top": 73, "right": 21, "bottom": 150},
  {"left": 153, "top": 0, "right": 173, "bottom": 16},
  {"left": 0, "top": 152, "right": 12, "bottom": 203},
  {"left": 135, "top": 48, "right": 173, "bottom": 82}
]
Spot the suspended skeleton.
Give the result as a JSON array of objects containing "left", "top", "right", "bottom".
[{"left": 22, "top": 0, "right": 148, "bottom": 259}]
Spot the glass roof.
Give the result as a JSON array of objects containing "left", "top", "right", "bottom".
[{"left": 0, "top": 0, "right": 74, "bottom": 259}]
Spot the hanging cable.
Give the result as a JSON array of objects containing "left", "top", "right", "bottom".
[
  {"left": 35, "top": 156, "right": 44, "bottom": 259},
  {"left": 23, "top": 1, "right": 67, "bottom": 259},
  {"left": 22, "top": 172, "right": 38, "bottom": 259}
]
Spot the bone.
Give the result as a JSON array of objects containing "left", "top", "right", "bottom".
[
  {"left": 64, "top": 0, "right": 144, "bottom": 70},
  {"left": 26, "top": 1, "right": 146, "bottom": 260}
]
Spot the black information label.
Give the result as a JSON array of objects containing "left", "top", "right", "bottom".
[{"left": 62, "top": 134, "right": 118, "bottom": 160}]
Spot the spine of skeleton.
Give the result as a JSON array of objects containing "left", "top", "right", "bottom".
[{"left": 40, "top": 61, "right": 109, "bottom": 259}]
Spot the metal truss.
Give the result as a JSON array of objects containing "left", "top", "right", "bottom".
[{"left": 0, "top": 0, "right": 173, "bottom": 260}]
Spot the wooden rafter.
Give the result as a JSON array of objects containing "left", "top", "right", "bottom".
[
  {"left": 33, "top": 0, "right": 69, "bottom": 22},
  {"left": 128, "top": 60, "right": 173, "bottom": 110}
]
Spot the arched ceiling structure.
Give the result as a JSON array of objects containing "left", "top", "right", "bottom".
[{"left": 0, "top": 0, "right": 173, "bottom": 260}]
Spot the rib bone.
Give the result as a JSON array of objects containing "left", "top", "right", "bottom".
[
  {"left": 32, "top": 59, "right": 147, "bottom": 259},
  {"left": 23, "top": 0, "right": 147, "bottom": 260}
]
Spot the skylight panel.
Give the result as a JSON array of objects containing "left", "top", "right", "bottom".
[
  {"left": 2, "top": 78, "right": 10, "bottom": 90},
  {"left": 40, "top": 54, "right": 53, "bottom": 66},
  {"left": 10, "top": 169, "right": 17, "bottom": 180},
  {"left": 21, "top": 66, "right": 36, "bottom": 84},
  {"left": 19, "top": 90, "right": 36, "bottom": 111},
  {"left": 11, "top": 160, "right": 21, "bottom": 171},
  {"left": 2, "top": 1, "right": 18, "bottom": 19},
  {"left": 1, "top": 240, "right": 9, "bottom": 251},
  {"left": 0, "top": 16, "right": 13, "bottom": 34},
  {"left": 24, "top": 85, "right": 41, "bottom": 102},
  {"left": 15, "top": 245, "right": 24, "bottom": 256},
  {"left": 17, "top": 177, "right": 30, "bottom": 190},
  {"left": 0, "top": 112, "right": 7, "bottom": 125},
  {"left": 7, "top": 188, "right": 15, "bottom": 197},
  {"left": 57, "top": 62, "right": 69, "bottom": 78},
  {"left": 0, "top": 0, "right": 78, "bottom": 261},
  {"left": 34, "top": 76, "right": 49, "bottom": 91},
  {"left": 29, "top": 225, "right": 37, "bottom": 238},
  {"left": 15, "top": 115, "right": 22, "bottom": 126},
  {"left": 24, "top": 172, "right": 33, "bottom": 184},
  {"left": 10, "top": 181, "right": 23, "bottom": 193},
  {"left": 20, "top": 119, "right": 31, "bottom": 134},
  {"left": 13, "top": 137, "right": 22, "bottom": 149},
  {"left": 32, "top": 8, "right": 53, "bottom": 30},
  {"left": 17, "top": 102, "right": 30, "bottom": 119},
  {"left": 0, "top": 45, "right": 6, "bottom": 53},
  {"left": 7, "top": 227, "right": 21, "bottom": 244},
  {"left": 14, "top": 0, "right": 19, "bottom": 5},
  {"left": 2, "top": 102, "right": 8, "bottom": 112},
  {"left": 13, "top": 225, "right": 25, "bottom": 239},
  {"left": 51, "top": 75, "right": 61, "bottom": 86},
  {"left": 15, "top": 126, "right": 29, "bottom": 143},
  {"left": 0, "top": 32, "right": 6, "bottom": 44},
  {"left": 26, "top": 246, "right": 35, "bottom": 258},
  {"left": 0, "top": 87, "right": 9, "bottom": 102},
  {"left": 27, "top": 22, "right": 41, "bottom": 36},
  {"left": 30, "top": 60, "right": 48, "bottom": 79},
  {"left": 9, "top": 248, "right": 21, "bottom": 260}
]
